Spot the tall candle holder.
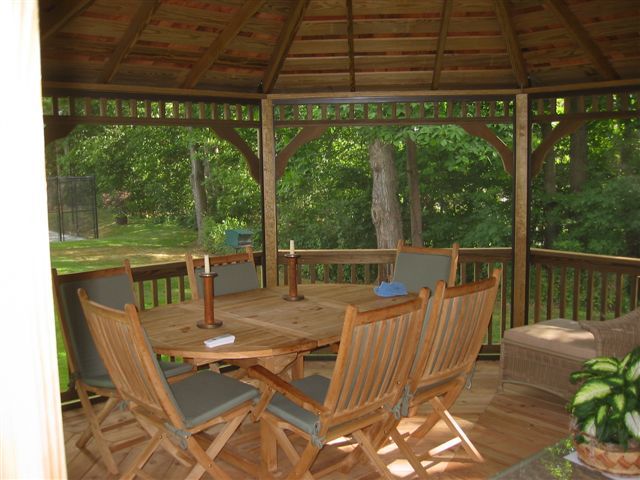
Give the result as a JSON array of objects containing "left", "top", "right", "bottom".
[
  {"left": 197, "top": 271, "right": 222, "bottom": 328},
  {"left": 283, "top": 253, "right": 304, "bottom": 301}
]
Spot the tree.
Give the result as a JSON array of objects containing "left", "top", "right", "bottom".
[{"left": 369, "top": 138, "right": 403, "bottom": 251}]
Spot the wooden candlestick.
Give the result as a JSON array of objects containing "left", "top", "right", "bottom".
[
  {"left": 283, "top": 253, "right": 304, "bottom": 301},
  {"left": 197, "top": 272, "right": 222, "bottom": 328}
]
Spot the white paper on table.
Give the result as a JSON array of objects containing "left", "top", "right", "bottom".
[
  {"left": 564, "top": 451, "right": 640, "bottom": 479},
  {"left": 203, "top": 333, "right": 235, "bottom": 348}
]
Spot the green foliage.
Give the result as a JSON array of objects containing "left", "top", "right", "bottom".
[{"left": 569, "top": 348, "right": 640, "bottom": 449}]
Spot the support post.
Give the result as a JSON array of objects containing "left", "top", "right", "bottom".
[
  {"left": 261, "top": 98, "right": 278, "bottom": 286},
  {"left": 513, "top": 94, "right": 530, "bottom": 327}
]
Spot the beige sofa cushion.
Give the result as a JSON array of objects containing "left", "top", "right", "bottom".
[{"left": 503, "top": 318, "right": 596, "bottom": 360}]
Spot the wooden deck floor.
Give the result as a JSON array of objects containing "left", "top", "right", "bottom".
[{"left": 63, "top": 360, "right": 570, "bottom": 479}]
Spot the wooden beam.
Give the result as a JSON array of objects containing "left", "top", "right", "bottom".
[
  {"left": 261, "top": 0, "right": 310, "bottom": 93},
  {"left": 44, "top": 123, "right": 76, "bottom": 145},
  {"left": 261, "top": 99, "right": 278, "bottom": 286},
  {"left": 346, "top": 0, "right": 356, "bottom": 92},
  {"left": 512, "top": 94, "right": 530, "bottom": 328},
  {"left": 39, "top": 0, "right": 93, "bottom": 40},
  {"left": 275, "top": 126, "right": 328, "bottom": 179},
  {"left": 531, "top": 119, "right": 586, "bottom": 176},
  {"left": 494, "top": 0, "right": 528, "bottom": 88},
  {"left": 98, "top": 1, "right": 159, "bottom": 84},
  {"left": 181, "top": 0, "right": 265, "bottom": 89},
  {"left": 459, "top": 123, "right": 513, "bottom": 176},
  {"left": 210, "top": 126, "right": 260, "bottom": 181},
  {"left": 431, "top": 0, "right": 453, "bottom": 90},
  {"left": 544, "top": 0, "right": 619, "bottom": 80}
]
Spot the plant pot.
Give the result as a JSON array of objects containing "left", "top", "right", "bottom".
[{"left": 573, "top": 432, "right": 640, "bottom": 476}]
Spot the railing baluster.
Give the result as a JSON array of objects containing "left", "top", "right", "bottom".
[
  {"left": 534, "top": 263, "right": 542, "bottom": 323},
  {"left": 152, "top": 279, "right": 159, "bottom": 307},
  {"left": 586, "top": 270, "right": 594, "bottom": 320},
  {"left": 600, "top": 271, "right": 608, "bottom": 320},
  {"left": 165, "top": 277, "right": 172, "bottom": 304},
  {"left": 559, "top": 266, "right": 567, "bottom": 318},
  {"left": 573, "top": 268, "right": 581, "bottom": 320},
  {"left": 614, "top": 273, "right": 622, "bottom": 317},
  {"left": 546, "top": 266, "right": 554, "bottom": 320}
]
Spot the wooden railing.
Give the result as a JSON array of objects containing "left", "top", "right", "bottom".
[{"left": 61, "top": 248, "right": 640, "bottom": 404}]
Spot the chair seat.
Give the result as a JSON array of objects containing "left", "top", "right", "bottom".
[
  {"left": 170, "top": 371, "right": 259, "bottom": 428},
  {"left": 267, "top": 374, "right": 330, "bottom": 435},
  {"left": 502, "top": 318, "right": 596, "bottom": 360},
  {"left": 83, "top": 360, "right": 194, "bottom": 389}
]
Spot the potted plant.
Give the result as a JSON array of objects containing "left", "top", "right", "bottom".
[{"left": 568, "top": 346, "right": 640, "bottom": 475}]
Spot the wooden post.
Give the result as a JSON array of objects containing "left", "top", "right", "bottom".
[
  {"left": 513, "top": 94, "right": 530, "bottom": 327},
  {"left": 261, "top": 98, "right": 278, "bottom": 286}
]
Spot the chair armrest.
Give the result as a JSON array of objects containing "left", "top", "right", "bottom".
[
  {"left": 580, "top": 308, "right": 640, "bottom": 358},
  {"left": 248, "top": 365, "right": 328, "bottom": 418}
]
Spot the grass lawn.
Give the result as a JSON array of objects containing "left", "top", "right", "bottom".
[{"left": 51, "top": 214, "right": 199, "bottom": 394}]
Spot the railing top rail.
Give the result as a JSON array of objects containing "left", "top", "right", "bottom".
[{"left": 531, "top": 248, "right": 640, "bottom": 271}]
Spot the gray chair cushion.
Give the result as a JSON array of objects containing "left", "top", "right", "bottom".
[
  {"left": 266, "top": 374, "right": 330, "bottom": 435},
  {"left": 170, "top": 371, "right": 259, "bottom": 428},
  {"left": 83, "top": 360, "right": 193, "bottom": 390},
  {"left": 195, "top": 262, "right": 259, "bottom": 297},
  {"left": 59, "top": 273, "right": 192, "bottom": 386},
  {"left": 59, "top": 273, "right": 136, "bottom": 380},
  {"left": 393, "top": 252, "right": 451, "bottom": 294}
]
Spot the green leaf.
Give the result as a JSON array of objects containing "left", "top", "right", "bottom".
[
  {"left": 611, "top": 393, "right": 625, "bottom": 413},
  {"left": 624, "top": 411, "right": 640, "bottom": 440},
  {"left": 570, "top": 371, "right": 593, "bottom": 384},
  {"left": 583, "top": 416, "right": 597, "bottom": 437},
  {"left": 625, "top": 356, "right": 640, "bottom": 382},
  {"left": 573, "top": 380, "right": 613, "bottom": 405},
  {"left": 585, "top": 357, "right": 620, "bottom": 374}
]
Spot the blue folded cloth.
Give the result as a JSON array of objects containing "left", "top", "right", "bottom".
[{"left": 374, "top": 281, "right": 408, "bottom": 297}]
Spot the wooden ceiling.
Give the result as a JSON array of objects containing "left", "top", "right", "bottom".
[{"left": 39, "top": 0, "right": 640, "bottom": 96}]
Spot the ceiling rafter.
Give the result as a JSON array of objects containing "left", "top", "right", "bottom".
[
  {"left": 181, "top": 0, "right": 265, "bottom": 89},
  {"left": 261, "top": 0, "right": 311, "bottom": 93},
  {"left": 40, "top": 0, "right": 94, "bottom": 40},
  {"left": 494, "top": 0, "right": 529, "bottom": 88},
  {"left": 544, "top": 0, "right": 619, "bottom": 80},
  {"left": 346, "top": 0, "right": 356, "bottom": 92},
  {"left": 431, "top": 0, "right": 453, "bottom": 90},
  {"left": 98, "top": 1, "right": 160, "bottom": 84}
]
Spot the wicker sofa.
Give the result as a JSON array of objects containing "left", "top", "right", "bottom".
[{"left": 500, "top": 308, "right": 640, "bottom": 400}]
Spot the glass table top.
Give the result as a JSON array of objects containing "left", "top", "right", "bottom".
[{"left": 491, "top": 438, "right": 629, "bottom": 479}]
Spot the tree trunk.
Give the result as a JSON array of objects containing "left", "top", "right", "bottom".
[
  {"left": 541, "top": 123, "right": 558, "bottom": 248},
  {"left": 369, "top": 138, "right": 403, "bottom": 281},
  {"left": 189, "top": 134, "right": 208, "bottom": 245},
  {"left": 406, "top": 137, "right": 423, "bottom": 246},
  {"left": 569, "top": 101, "right": 588, "bottom": 192}
]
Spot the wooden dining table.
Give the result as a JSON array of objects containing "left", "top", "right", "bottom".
[{"left": 140, "top": 283, "right": 415, "bottom": 373}]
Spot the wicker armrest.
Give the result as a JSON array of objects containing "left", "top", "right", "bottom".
[{"left": 580, "top": 308, "right": 640, "bottom": 358}]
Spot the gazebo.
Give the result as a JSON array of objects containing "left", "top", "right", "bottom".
[{"left": 2, "top": 0, "right": 639, "bottom": 477}]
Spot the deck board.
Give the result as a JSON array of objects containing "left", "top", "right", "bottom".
[{"left": 62, "top": 361, "right": 570, "bottom": 479}]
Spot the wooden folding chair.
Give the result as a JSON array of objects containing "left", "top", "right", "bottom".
[
  {"left": 393, "top": 240, "right": 459, "bottom": 292},
  {"left": 52, "top": 267, "right": 194, "bottom": 475},
  {"left": 185, "top": 248, "right": 259, "bottom": 300},
  {"left": 248, "top": 289, "right": 430, "bottom": 479},
  {"left": 78, "top": 289, "right": 260, "bottom": 479},
  {"left": 392, "top": 269, "right": 502, "bottom": 476}
]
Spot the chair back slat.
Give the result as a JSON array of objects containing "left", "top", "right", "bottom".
[
  {"left": 393, "top": 240, "right": 459, "bottom": 293},
  {"left": 52, "top": 267, "right": 136, "bottom": 380},
  {"left": 78, "top": 291, "right": 185, "bottom": 427},
  {"left": 324, "top": 292, "right": 428, "bottom": 425},
  {"left": 412, "top": 270, "right": 501, "bottom": 389},
  {"left": 186, "top": 248, "right": 259, "bottom": 299}
]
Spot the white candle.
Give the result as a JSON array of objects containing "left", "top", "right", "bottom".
[
  {"left": 204, "top": 254, "right": 210, "bottom": 273},
  {"left": 289, "top": 240, "right": 295, "bottom": 255}
]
